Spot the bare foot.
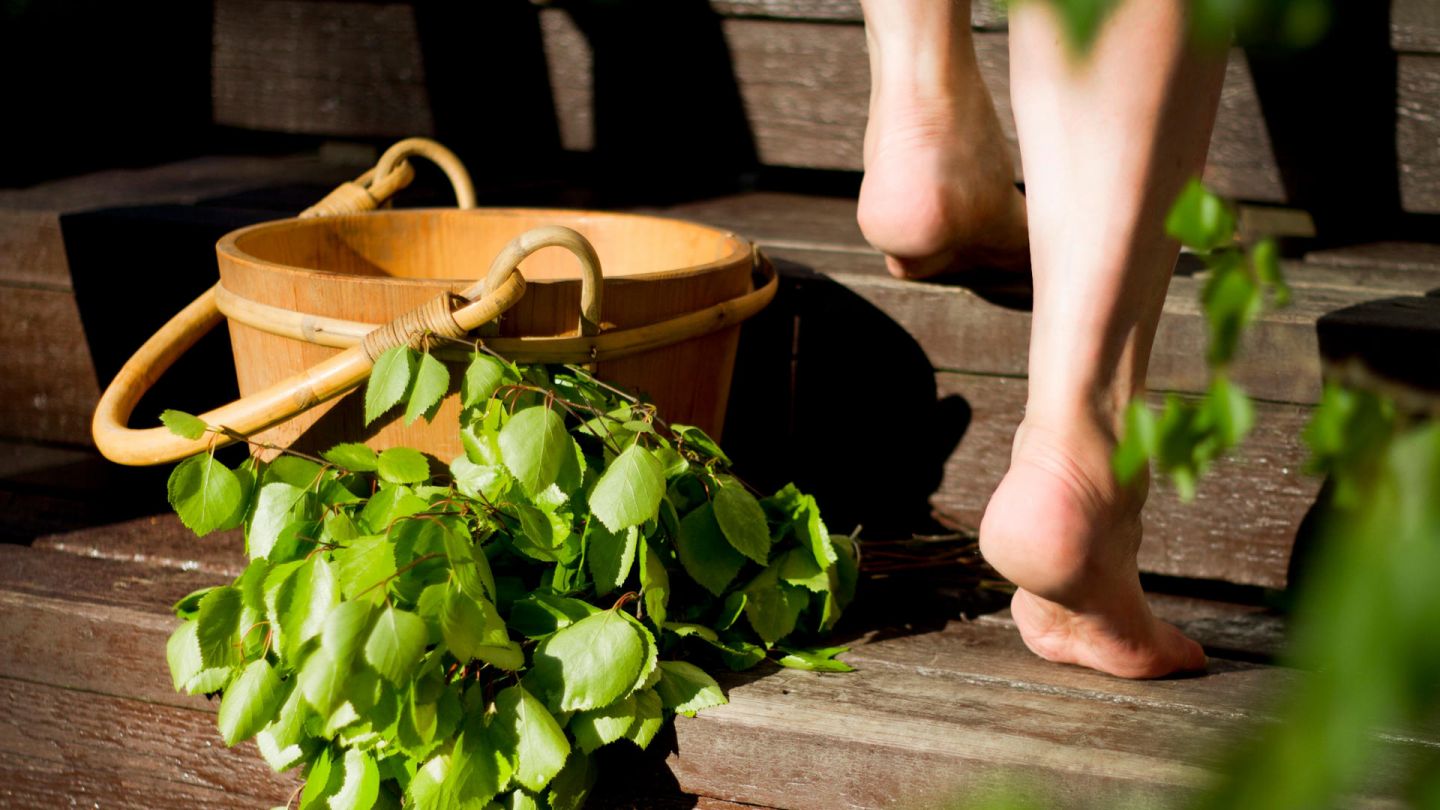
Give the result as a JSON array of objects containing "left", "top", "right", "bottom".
[
  {"left": 857, "top": 48, "right": 1029, "bottom": 281},
  {"left": 979, "top": 421, "right": 1207, "bottom": 679}
]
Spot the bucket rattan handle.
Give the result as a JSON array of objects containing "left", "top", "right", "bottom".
[
  {"left": 91, "top": 137, "right": 490, "bottom": 466},
  {"left": 92, "top": 223, "right": 607, "bottom": 466}
]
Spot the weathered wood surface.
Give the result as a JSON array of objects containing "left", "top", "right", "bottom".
[
  {"left": 929, "top": 373, "right": 1317, "bottom": 588},
  {"left": 0, "top": 527, "right": 1314, "bottom": 810},
  {"left": 0, "top": 154, "right": 355, "bottom": 447},
  {"left": 540, "top": 13, "right": 1440, "bottom": 216},
  {"left": 663, "top": 192, "right": 1439, "bottom": 406},
  {"left": 668, "top": 620, "right": 1426, "bottom": 809},
  {"left": 212, "top": 0, "right": 432, "bottom": 136},
  {"left": 207, "top": 1, "right": 1440, "bottom": 214}
]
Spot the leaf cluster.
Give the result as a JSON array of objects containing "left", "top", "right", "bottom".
[
  {"left": 1112, "top": 180, "right": 1290, "bottom": 501},
  {"left": 162, "top": 355, "right": 855, "bottom": 809}
]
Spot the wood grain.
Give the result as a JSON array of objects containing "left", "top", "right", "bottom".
[
  {"left": 927, "top": 373, "right": 1318, "bottom": 589},
  {"left": 0, "top": 289, "right": 102, "bottom": 446},
  {"left": 668, "top": 621, "right": 1422, "bottom": 809},
  {"left": 211, "top": 0, "right": 432, "bottom": 136},
  {"left": 0, "top": 678, "right": 299, "bottom": 807}
]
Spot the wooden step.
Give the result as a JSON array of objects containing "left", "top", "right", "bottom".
[
  {"left": 0, "top": 154, "right": 357, "bottom": 447},
  {"left": 665, "top": 192, "right": 1440, "bottom": 589},
  {"left": 206, "top": 0, "right": 1440, "bottom": 215},
  {"left": 0, "top": 519, "right": 1337, "bottom": 810}
]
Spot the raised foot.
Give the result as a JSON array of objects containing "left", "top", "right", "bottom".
[
  {"left": 857, "top": 89, "right": 1029, "bottom": 282},
  {"left": 979, "top": 423, "right": 1207, "bottom": 679}
]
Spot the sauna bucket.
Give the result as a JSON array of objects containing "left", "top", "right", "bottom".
[{"left": 92, "top": 138, "right": 777, "bottom": 466}]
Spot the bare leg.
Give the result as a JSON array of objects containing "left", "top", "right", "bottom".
[
  {"left": 856, "top": 0, "right": 1029, "bottom": 280},
  {"left": 977, "top": 0, "right": 1225, "bottom": 678}
]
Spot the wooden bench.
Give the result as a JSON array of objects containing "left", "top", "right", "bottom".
[{"left": 4, "top": 0, "right": 1440, "bottom": 806}]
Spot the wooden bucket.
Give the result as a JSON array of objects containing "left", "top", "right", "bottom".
[
  {"left": 92, "top": 138, "right": 775, "bottom": 466},
  {"left": 219, "top": 208, "right": 753, "bottom": 459}
]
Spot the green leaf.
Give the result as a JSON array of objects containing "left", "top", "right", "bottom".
[
  {"left": 256, "top": 685, "right": 312, "bottom": 771},
  {"left": 777, "top": 547, "right": 829, "bottom": 593},
  {"left": 321, "top": 599, "right": 374, "bottom": 666},
  {"left": 217, "top": 659, "right": 283, "bottom": 745},
  {"left": 322, "top": 443, "right": 379, "bottom": 472},
  {"left": 499, "top": 405, "right": 571, "bottom": 497},
  {"left": 248, "top": 482, "right": 307, "bottom": 561},
  {"left": 298, "top": 646, "right": 346, "bottom": 716},
  {"left": 742, "top": 566, "right": 807, "bottom": 644},
  {"left": 450, "top": 715, "right": 511, "bottom": 806},
  {"left": 166, "top": 620, "right": 203, "bottom": 692},
  {"left": 406, "top": 755, "right": 452, "bottom": 810},
  {"left": 462, "top": 353, "right": 509, "bottom": 408},
  {"left": 268, "top": 556, "right": 339, "bottom": 662},
  {"left": 640, "top": 539, "right": 670, "bottom": 630},
  {"left": 674, "top": 502, "right": 747, "bottom": 597},
  {"left": 670, "top": 424, "right": 731, "bottom": 465},
  {"left": 1166, "top": 178, "right": 1235, "bottom": 253},
  {"left": 588, "top": 443, "right": 665, "bottom": 532},
  {"left": 712, "top": 477, "right": 771, "bottom": 565},
  {"left": 365, "top": 346, "right": 417, "bottom": 425},
  {"left": 441, "top": 588, "right": 523, "bottom": 670},
  {"left": 586, "top": 519, "right": 638, "bottom": 596},
  {"left": 196, "top": 586, "right": 243, "bottom": 670},
  {"left": 508, "top": 593, "right": 601, "bottom": 638},
  {"left": 1202, "top": 255, "right": 1262, "bottom": 366},
  {"left": 776, "top": 645, "right": 854, "bottom": 672},
  {"left": 1250, "top": 237, "right": 1292, "bottom": 308},
  {"left": 406, "top": 351, "right": 451, "bottom": 425},
  {"left": 334, "top": 534, "right": 397, "bottom": 604},
  {"left": 654, "top": 661, "right": 727, "bottom": 714},
  {"left": 377, "top": 447, "right": 430, "bottom": 484},
  {"left": 365, "top": 606, "right": 429, "bottom": 686},
  {"left": 625, "top": 688, "right": 664, "bottom": 749},
  {"left": 569, "top": 695, "right": 637, "bottom": 753},
  {"left": 547, "top": 750, "right": 596, "bottom": 810},
  {"left": 531, "top": 610, "right": 647, "bottom": 712},
  {"left": 1113, "top": 399, "right": 1159, "bottom": 485},
  {"left": 160, "top": 409, "right": 208, "bottom": 440},
  {"left": 1207, "top": 374, "right": 1255, "bottom": 449},
  {"left": 169, "top": 454, "right": 244, "bottom": 537},
  {"left": 442, "top": 523, "right": 496, "bottom": 603},
  {"left": 329, "top": 748, "right": 380, "bottom": 810},
  {"left": 492, "top": 685, "right": 571, "bottom": 793}
]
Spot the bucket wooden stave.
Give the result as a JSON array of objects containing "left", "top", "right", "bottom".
[{"left": 217, "top": 208, "right": 754, "bottom": 460}]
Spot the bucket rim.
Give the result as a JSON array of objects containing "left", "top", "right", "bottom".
[{"left": 214, "top": 207, "right": 753, "bottom": 288}]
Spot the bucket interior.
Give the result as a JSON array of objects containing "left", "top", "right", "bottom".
[{"left": 226, "top": 209, "right": 747, "bottom": 283}]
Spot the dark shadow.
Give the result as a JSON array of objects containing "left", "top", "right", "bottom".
[
  {"left": 556, "top": 0, "right": 759, "bottom": 204},
  {"left": 1245, "top": 0, "right": 1402, "bottom": 246},
  {"left": 411, "top": 0, "right": 564, "bottom": 183},
  {"left": 725, "top": 258, "right": 970, "bottom": 542},
  {"left": 56, "top": 204, "right": 274, "bottom": 526},
  {"left": 723, "top": 257, "right": 992, "bottom": 642},
  {"left": 0, "top": 0, "right": 212, "bottom": 186}
]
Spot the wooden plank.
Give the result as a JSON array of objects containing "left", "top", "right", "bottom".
[
  {"left": 0, "top": 154, "right": 356, "bottom": 447},
  {"left": 1304, "top": 241, "right": 1440, "bottom": 275},
  {"left": 668, "top": 621, "right": 1422, "bottom": 809},
  {"left": 657, "top": 193, "right": 1437, "bottom": 406},
  {"left": 0, "top": 288, "right": 101, "bottom": 446},
  {"left": 926, "top": 373, "right": 1317, "bottom": 589},
  {"left": 1394, "top": 0, "right": 1440, "bottom": 53},
  {"left": 1317, "top": 296, "right": 1440, "bottom": 397},
  {"left": 0, "top": 678, "right": 298, "bottom": 807},
  {"left": 541, "top": 16, "right": 1440, "bottom": 214},
  {"left": 708, "top": 0, "right": 1008, "bottom": 29},
  {"left": 32, "top": 514, "right": 248, "bottom": 579},
  {"left": 211, "top": 0, "right": 432, "bottom": 137}
]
